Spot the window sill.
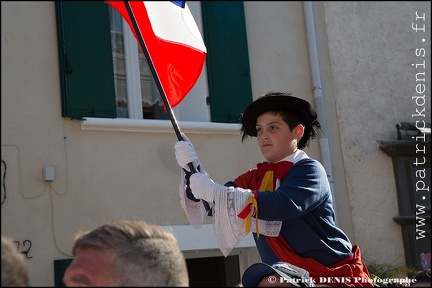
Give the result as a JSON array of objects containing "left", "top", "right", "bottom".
[
  {"left": 162, "top": 224, "right": 255, "bottom": 251},
  {"left": 81, "top": 117, "right": 242, "bottom": 135}
]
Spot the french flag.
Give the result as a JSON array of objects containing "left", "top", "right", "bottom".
[{"left": 106, "top": 1, "right": 207, "bottom": 108}]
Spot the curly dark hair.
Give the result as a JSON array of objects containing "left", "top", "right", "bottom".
[{"left": 241, "top": 91, "right": 322, "bottom": 150}]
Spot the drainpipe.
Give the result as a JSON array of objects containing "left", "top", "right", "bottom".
[{"left": 303, "top": 2, "right": 338, "bottom": 222}]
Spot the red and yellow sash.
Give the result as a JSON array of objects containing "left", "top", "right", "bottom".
[
  {"left": 237, "top": 161, "right": 293, "bottom": 236},
  {"left": 239, "top": 160, "right": 373, "bottom": 287}
]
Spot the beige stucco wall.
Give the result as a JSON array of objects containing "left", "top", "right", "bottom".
[
  {"left": 2, "top": 1, "right": 430, "bottom": 286},
  {"left": 321, "top": 1, "right": 431, "bottom": 265}
]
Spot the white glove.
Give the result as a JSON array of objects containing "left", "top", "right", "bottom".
[
  {"left": 189, "top": 173, "right": 227, "bottom": 203},
  {"left": 174, "top": 133, "right": 200, "bottom": 172}
]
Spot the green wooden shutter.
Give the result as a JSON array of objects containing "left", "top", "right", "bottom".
[
  {"left": 201, "top": 2, "right": 253, "bottom": 123},
  {"left": 54, "top": 258, "right": 73, "bottom": 287},
  {"left": 55, "top": 2, "right": 116, "bottom": 119}
]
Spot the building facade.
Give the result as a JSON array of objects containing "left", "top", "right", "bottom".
[{"left": 1, "top": 1, "right": 430, "bottom": 286}]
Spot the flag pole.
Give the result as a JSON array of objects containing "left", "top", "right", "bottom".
[{"left": 123, "top": 1, "right": 211, "bottom": 213}]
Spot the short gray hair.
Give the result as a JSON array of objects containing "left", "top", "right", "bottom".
[{"left": 72, "top": 220, "right": 189, "bottom": 286}]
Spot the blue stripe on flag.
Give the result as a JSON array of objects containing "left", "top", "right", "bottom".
[{"left": 171, "top": 1, "right": 186, "bottom": 8}]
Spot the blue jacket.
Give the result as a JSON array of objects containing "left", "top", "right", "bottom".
[{"left": 226, "top": 158, "right": 352, "bottom": 266}]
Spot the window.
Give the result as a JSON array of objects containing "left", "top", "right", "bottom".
[
  {"left": 186, "top": 255, "right": 240, "bottom": 286},
  {"left": 55, "top": 1, "right": 252, "bottom": 123},
  {"left": 109, "top": 5, "right": 168, "bottom": 120}
]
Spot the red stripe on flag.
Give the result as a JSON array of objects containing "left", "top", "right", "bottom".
[{"left": 106, "top": 1, "right": 206, "bottom": 108}]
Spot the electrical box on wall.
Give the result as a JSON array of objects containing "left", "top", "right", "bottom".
[{"left": 43, "top": 166, "right": 55, "bottom": 181}]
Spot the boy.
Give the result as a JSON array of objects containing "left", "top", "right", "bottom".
[{"left": 175, "top": 91, "right": 372, "bottom": 287}]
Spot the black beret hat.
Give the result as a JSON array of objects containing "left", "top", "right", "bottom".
[{"left": 241, "top": 93, "right": 318, "bottom": 137}]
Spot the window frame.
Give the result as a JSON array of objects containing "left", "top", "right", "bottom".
[{"left": 55, "top": 1, "right": 252, "bottom": 124}]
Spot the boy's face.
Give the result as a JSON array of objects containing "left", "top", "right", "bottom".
[{"left": 256, "top": 112, "right": 303, "bottom": 163}]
